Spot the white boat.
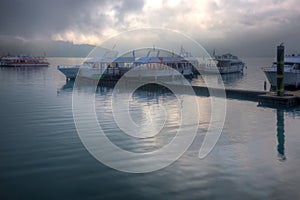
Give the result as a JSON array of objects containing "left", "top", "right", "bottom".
[
  {"left": 201, "top": 53, "right": 245, "bottom": 74},
  {"left": 79, "top": 55, "right": 135, "bottom": 80},
  {"left": 57, "top": 51, "right": 134, "bottom": 80},
  {"left": 58, "top": 48, "right": 194, "bottom": 81},
  {"left": 0, "top": 54, "right": 49, "bottom": 67},
  {"left": 263, "top": 55, "right": 300, "bottom": 88}
]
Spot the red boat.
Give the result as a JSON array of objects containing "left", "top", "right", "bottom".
[{"left": 0, "top": 54, "right": 49, "bottom": 67}]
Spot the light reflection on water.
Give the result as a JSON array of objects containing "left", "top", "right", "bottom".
[
  {"left": 0, "top": 57, "right": 300, "bottom": 200},
  {"left": 95, "top": 86, "right": 181, "bottom": 153}
]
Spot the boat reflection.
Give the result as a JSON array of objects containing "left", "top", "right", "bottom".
[
  {"left": 274, "top": 107, "right": 300, "bottom": 161},
  {"left": 59, "top": 79, "right": 75, "bottom": 91},
  {"left": 276, "top": 108, "right": 286, "bottom": 161},
  {"left": 191, "top": 72, "right": 244, "bottom": 88},
  {"left": 59, "top": 80, "right": 176, "bottom": 95},
  {"left": 218, "top": 72, "right": 244, "bottom": 87}
]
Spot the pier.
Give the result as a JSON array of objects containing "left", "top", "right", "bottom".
[
  {"left": 171, "top": 84, "right": 300, "bottom": 107},
  {"left": 85, "top": 77, "right": 300, "bottom": 107}
]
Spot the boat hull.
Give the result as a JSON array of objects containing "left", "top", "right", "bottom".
[
  {"left": 57, "top": 66, "right": 80, "bottom": 79},
  {"left": 219, "top": 65, "right": 244, "bottom": 74},
  {"left": 79, "top": 67, "right": 192, "bottom": 80},
  {"left": 201, "top": 65, "right": 244, "bottom": 74},
  {"left": 79, "top": 68, "right": 120, "bottom": 80},
  {"left": 264, "top": 71, "right": 300, "bottom": 88},
  {"left": 0, "top": 63, "right": 49, "bottom": 67}
]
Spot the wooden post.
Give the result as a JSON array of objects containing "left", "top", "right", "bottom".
[{"left": 277, "top": 44, "right": 284, "bottom": 96}]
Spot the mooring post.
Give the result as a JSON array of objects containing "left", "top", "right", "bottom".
[{"left": 277, "top": 44, "right": 284, "bottom": 96}]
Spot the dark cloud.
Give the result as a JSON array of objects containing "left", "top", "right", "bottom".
[
  {"left": 0, "top": 0, "right": 94, "bottom": 37},
  {"left": 114, "top": 0, "right": 145, "bottom": 22},
  {"left": 0, "top": 0, "right": 147, "bottom": 56},
  {"left": 0, "top": 0, "right": 145, "bottom": 38}
]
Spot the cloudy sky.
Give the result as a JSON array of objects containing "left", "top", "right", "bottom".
[{"left": 0, "top": 0, "right": 300, "bottom": 56}]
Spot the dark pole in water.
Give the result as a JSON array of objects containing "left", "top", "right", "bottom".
[
  {"left": 276, "top": 108, "right": 286, "bottom": 161},
  {"left": 277, "top": 44, "right": 284, "bottom": 96}
]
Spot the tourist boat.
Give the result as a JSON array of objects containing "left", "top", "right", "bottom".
[
  {"left": 201, "top": 53, "right": 245, "bottom": 74},
  {"left": 57, "top": 58, "right": 108, "bottom": 80},
  {"left": 263, "top": 54, "right": 300, "bottom": 88},
  {"left": 57, "top": 51, "right": 135, "bottom": 80},
  {"left": 0, "top": 54, "right": 49, "bottom": 67},
  {"left": 79, "top": 55, "right": 135, "bottom": 80},
  {"left": 58, "top": 48, "right": 194, "bottom": 81}
]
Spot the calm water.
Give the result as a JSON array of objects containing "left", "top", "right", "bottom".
[{"left": 1, "top": 57, "right": 300, "bottom": 200}]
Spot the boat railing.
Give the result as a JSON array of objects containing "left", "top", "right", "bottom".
[{"left": 57, "top": 65, "right": 82, "bottom": 69}]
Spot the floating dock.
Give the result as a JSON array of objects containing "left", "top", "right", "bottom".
[
  {"left": 159, "top": 82, "right": 300, "bottom": 107},
  {"left": 258, "top": 93, "right": 299, "bottom": 107},
  {"left": 182, "top": 84, "right": 299, "bottom": 107}
]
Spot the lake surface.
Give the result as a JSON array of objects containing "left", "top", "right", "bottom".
[{"left": 1, "top": 57, "right": 300, "bottom": 200}]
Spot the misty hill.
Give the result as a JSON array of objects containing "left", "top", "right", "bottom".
[{"left": 0, "top": 37, "right": 95, "bottom": 57}]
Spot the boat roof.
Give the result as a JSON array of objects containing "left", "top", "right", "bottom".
[
  {"left": 133, "top": 48, "right": 191, "bottom": 64},
  {"left": 134, "top": 57, "right": 161, "bottom": 64},
  {"left": 134, "top": 56, "right": 188, "bottom": 64},
  {"left": 0, "top": 55, "right": 47, "bottom": 60},
  {"left": 272, "top": 55, "right": 300, "bottom": 64},
  {"left": 215, "top": 53, "right": 239, "bottom": 60},
  {"left": 285, "top": 55, "right": 300, "bottom": 64}
]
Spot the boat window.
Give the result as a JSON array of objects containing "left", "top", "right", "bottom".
[
  {"left": 272, "top": 63, "right": 293, "bottom": 68},
  {"left": 94, "top": 63, "right": 99, "bottom": 68},
  {"left": 294, "top": 64, "right": 300, "bottom": 70}
]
